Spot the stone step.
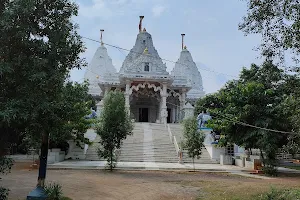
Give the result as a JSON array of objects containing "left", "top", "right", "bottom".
[{"left": 83, "top": 123, "right": 218, "bottom": 164}]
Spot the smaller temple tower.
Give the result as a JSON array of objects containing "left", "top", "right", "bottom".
[
  {"left": 171, "top": 34, "right": 204, "bottom": 103},
  {"left": 84, "top": 30, "right": 119, "bottom": 98}
]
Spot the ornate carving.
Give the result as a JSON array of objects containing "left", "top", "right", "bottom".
[
  {"left": 132, "top": 89, "right": 160, "bottom": 99},
  {"left": 129, "top": 82, "right": 162, "bottom": 95},
  {"left": 167, "top": 89, "right": 182, "bottom": 101}
]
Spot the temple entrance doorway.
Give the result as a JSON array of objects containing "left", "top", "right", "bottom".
[
  {"left": 130, "top": 86, "right": 160, "bottom": 123},
  {"left": 167, "top": 108, "right": 171, "bottom": 123},
  {"left": 139, "top": 108, "right": 149, "bottom": 122}
]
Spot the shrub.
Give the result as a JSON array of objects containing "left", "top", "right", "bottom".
[
  {"left": 44, "top": 183, "right": 63, "bottom": 200},
  {"left": 0, "top": 187, "right": 9, "bottom": 200},
  {"left": 256, "top": 188, "right": 300, "bottom": 200}
]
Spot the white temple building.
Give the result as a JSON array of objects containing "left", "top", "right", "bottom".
[{"left": 84, "top": 17, "right": 205, "bottom": 124}]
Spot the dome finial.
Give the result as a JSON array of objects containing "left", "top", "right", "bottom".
[
  {"left": 143, "top": 28, "right": 147, "bottom": 32},
  {"left": 139, "top": 16, "right": 144, "bottom": 32},
  {"left": 100, "top": 29, "right": 104, "bottom": 46},
  {"left": 181, "top": 33, "right": 185, "bottom": 50},
  {"left": 184, "top": 45, "right": 187, "bottom": 50}
]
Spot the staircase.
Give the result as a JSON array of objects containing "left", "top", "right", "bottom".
[
  {"left": 85, "top": 135, "right": 105, "bottom": 161},
  {"left": 118, "top": 123, "right": 178, "bottom": 163},
  {"left": 169, "top": 124, "right": 219, "bottom": 164},
  {"left": 84, "top": 123, "right": 219, "bottom": 164}
]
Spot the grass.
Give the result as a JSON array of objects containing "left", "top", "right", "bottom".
[
  {"left": 282, "top": 165, "right": 300, "bottom": 170},
  {"left": 61, "top": 197, "right": 72, "bottom": 200},
  {"left": 194, "top": 180, "right": 268, "bottom": 200},
  {"left": 175, "top": 172, "right": 300, "bottom": 200},
  {"left": 254, "top": 187, "right": 300, "bottom": 200}
]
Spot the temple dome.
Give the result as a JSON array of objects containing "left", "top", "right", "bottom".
[
  {"left": 84, "top": 45, "right": 118, "bottom": 96},
  {"left": 171, "top": 48, "right": 205, "bottom": 99},
  {"left": 120, "top": 31, "right": 168, "bottom": 75}
]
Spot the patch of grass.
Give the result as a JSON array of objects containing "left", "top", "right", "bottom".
[
  {"left": 179, "top": 175, "right": 300, "bottom": 200},
  {"left": 283, "top": 165, "right": 300, "bottom": 170},
  {"left": 254, "top": 187, "right": 300, "bottom": 200},
  {"left": 61, "top": 197, "right": 72, "bottom": 200}
]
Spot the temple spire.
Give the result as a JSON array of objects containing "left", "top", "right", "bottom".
[
  {"left": 181, "top": 33, "right": 185, "bottom": 50},
  {"left": 139, "top": 16, "right": 144, "bottom": 32},
  {"left": 100, "top": 29, "right": 104, "bottom": 46}
]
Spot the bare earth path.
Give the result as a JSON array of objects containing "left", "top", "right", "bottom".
[{"left": 2, "top": 162, "right": 300, "bottom": 200}]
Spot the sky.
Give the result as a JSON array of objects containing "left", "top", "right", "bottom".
[{"left": 70, "top": 0, "right": 263, "bottom": 94}]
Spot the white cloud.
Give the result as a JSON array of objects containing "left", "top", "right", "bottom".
[
  {"left": 78, "top": 0, "right": 113, "bottom": 19},
  {"left": 77, "top": 0, "right": 150, "bottom": 20},
  {"left": 152, "top": 5, "right": 166, "bottom": 17}
]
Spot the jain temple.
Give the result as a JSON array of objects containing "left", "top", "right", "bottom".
[
  {"left": 52, "top": 17, "right": 248, "bottom": 166},
  {"left": 84, "top": 16, "right": 205, "bottom": 124}
]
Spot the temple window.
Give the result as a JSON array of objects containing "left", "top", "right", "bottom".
[{"left": 144, "top": 62, "right": 150, "bottom": 71}]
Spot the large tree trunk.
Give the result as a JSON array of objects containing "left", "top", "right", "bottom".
[
  {"left": 37, "top": 131, "right": 49, "bottom": 187},
  {"left": 260, "top": 149, "right": 265, "bottom": 167}
]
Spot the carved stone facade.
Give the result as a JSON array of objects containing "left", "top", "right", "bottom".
[{"left": 84, "top": 19, "right": 205, "bottom": 123}]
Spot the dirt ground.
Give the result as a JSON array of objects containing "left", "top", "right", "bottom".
[{"left": 1, "top": 162, "right": 300, "bottom": 200}]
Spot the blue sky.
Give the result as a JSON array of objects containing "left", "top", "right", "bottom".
[{"left": 70, "top": 0, "right": 262, "bottom": 93}]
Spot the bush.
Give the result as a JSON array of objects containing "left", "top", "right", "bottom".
[
  {"left": 44, "top": 183, "right": 63, "bottom": 200},
  {"left": 256, "top": 188, "right": 300, "bottom": 200},
  {"left": 262, "top": 165, "right": 278, "bottom": 176},
  {"left": 0, "top": 187, "right": 9, "bottom": 200},
  {"left": 0, "top": 157, "right": 14, "bottom": 200}
]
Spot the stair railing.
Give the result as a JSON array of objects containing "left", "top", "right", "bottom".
[
  {"left": 167, "top": 124, "right": 182, "bottom": 162},
  {"left": 173, "top": 136, "right": 179, "bottom": 154},
  {"left": 167, "top": 124, "right": 173, "bottom": 143}
]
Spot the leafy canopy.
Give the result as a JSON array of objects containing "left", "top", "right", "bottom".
[
  {"left": 240, "top": 0, "right": 300, "bottom": 65},
  {"left": 195, "top": 61, "right": 297, "bottom": 173},
  {"left": 0, "top": 0, "right": 89, "bottom": 149}
]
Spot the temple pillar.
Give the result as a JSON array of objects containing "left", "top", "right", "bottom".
[
  {"left": 125, "top": 81, "right": 131, "bottom": 116},
  {"left": 160, "top": 83, "right": 168, "bottom": 124},
  {"left": 180, "top": 89, "right": 186, "bottom": 120}
]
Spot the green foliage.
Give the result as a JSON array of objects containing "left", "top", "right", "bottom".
[
  {"left": 195, "top": 61, "right": 295, "bottom": 174},
  {"left": 0, "top": 0, "right": 85, "bottom": 128},
  {"left": 240, "top": 0, "right": 300, "bottom": 64},
  {"left": 183, "top": 117, "right": 205, "bottom": 170},
  {"left": 44, "top": 182, "right": 63, "bottom": 200},
  {"left": 0, "top": 156, "right": 13, "bottom": 175},
  {"left": 240, "top": 1, "right": 300, "bottom": 136},
  {"left": 0, "top": 156, "right": 13, "bottom": 200},
  {"left": 47, "top": 81, "right": 93, "bottom": 148},
  {"left": 97, "top": 148, "right": 117, "bottom": 170},
  {"left": 0, "top": 187, "right": 9, "bottom": 200},
  {"left": 0, "top": 0, "right": 91, "bottom": 188},
  {"left": 282, "top": 136, "right": 300, "bottom": 159},
  {"left": 0, "top": 0, "right": 92, "bottom": 157},
  {"left": 96, "top": 91, "right": 133, "bottom": 171},
  {"left": 255, "top": 187, "right": 300, "bottom": 200}
]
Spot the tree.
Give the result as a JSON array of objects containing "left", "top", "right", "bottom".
[
  {"left": 96, "top": 91, "right": 133, "bottom": 171},
  {"left": 0, "top": 156, "right": 13, "bottom": 200},
  {"left": 240, "top": 0, "right": 300, "bottom": 65},
  {"left": 240, "top": 0, "right": 300, "bottom": 137},
  {"left": 196, "top": 62, "right": 294, "bottom": 175},
  {"left": 0, "top": 0, "right": 86, "bottom": 187},
  {"left": 48, "top": 81, "right": 93, "bottom": 149},
  {"left": 183, "top": 117, "right": 205, "bottom": 171}
]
